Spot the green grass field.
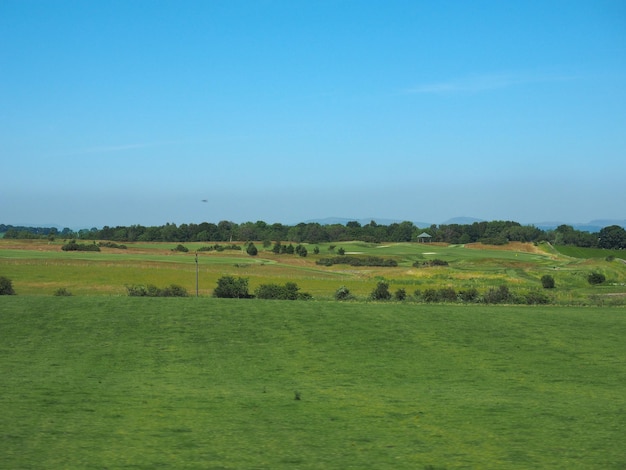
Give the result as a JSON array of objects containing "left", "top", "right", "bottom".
[
  {"left": 1, "top": 239, "right": 625, "bottom": 303},
  {"left": 1, "top": 297, "right": 625, "bottom": 469}
]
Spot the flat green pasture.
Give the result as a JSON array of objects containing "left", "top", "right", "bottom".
[{"left": 1, "top": 297, "right": 624, "bottom": 469}]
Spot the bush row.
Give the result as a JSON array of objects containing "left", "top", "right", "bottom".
[
  {"left": 126, "top": 284, "right": 189, "bottom": 297},
  {"left": 316, "top": 256, "right": 398, "bottom": 267}
]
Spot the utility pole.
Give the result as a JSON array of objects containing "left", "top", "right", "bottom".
[{"left": 195, "top": 252, "right": 199, "bottom": 297}]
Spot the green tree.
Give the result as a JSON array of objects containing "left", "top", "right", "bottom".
[
  {"left": 598, "top": 225, "right": 626, "bottom": 249},
  {"left": 587, "top": 272, "right": 606, "bottom": 285},
  {"left": 213, "top": 276, "right": 252, "bottom": 298},
  {"left": 541, "top": 274, "right": 555, "bottom": 289},
  {"left": 0, "top": 276, "right": 16, "bottom": 295},
  {"left": 246, "top": 243, "right": 258, "bottom": 256},
  {"left": 370, "top": 280, "right": 391, "bottom": 301}
]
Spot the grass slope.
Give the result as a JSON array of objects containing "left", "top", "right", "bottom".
[{"left": 1, "top": 297, "right": 625, "bottom": 469}]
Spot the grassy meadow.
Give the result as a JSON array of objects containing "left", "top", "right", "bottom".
[
  {"left": 1, "top": 239, "right": 625, "bottom": 468},
  {"left": 1, "top": 297, "right": 625, "bottom": 469},
  {"left": 1, "top": 238, "right": 625, "bottom": 303}
]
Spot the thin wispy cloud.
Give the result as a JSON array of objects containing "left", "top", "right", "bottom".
[
  {"left": 406, "top": 72, "right": 578, "bottom": 95},
  {"left": 54, "top": 141, "right": 179, "bottom": 158}
]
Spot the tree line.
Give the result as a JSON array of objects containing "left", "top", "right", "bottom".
[{"left": 2, "top": 220, "right": 625, "bottom": 250}]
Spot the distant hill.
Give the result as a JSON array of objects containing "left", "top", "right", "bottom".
[{"left": 441, "top": 216, "right": 485, "bottom": 225}]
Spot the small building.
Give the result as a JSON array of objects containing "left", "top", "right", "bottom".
[{"left": 417, "top": 232, "right": 432, "bottom": 243}]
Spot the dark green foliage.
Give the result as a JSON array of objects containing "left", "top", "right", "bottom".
[
  {"left": 422, "top": 289, "right": 438, "bottom": 303},
  {"left": 337, "top": 247, "right": 345, "bottom": 255},
  {"left": 246, "top": 243, "right": 258, "bottom": 256},
  {"left": 53, "top": 287, "right": 72, "bottom": 296},
  {"left": 61, "top": 240, "right": 100, "bottom": 251},
  {"left": 525, "top": 290, "right": 550, "bottom": 305},
  {"left": 0, "top": 276, "right": 16, "bottom": 295},
  {"left": 334, "top": 285, "right": 355, "bottom": 301},
  {"left": 459, "top": 288, "right": 479, "bottom": 302},
  {"left": 598, "top": 225, "right": 626, "bottom": 249},
  {"left": 484, "top": 285, "right": 512, "bottom": 304},
  {"left": 413, "top": 259, "right": 449, "bottom": 268},
  {"left": 213, "top": 276, "right": 252, "bottom": 298},
  {"left": 98, "top": 241, "right": 127, "bottom": 249},
  {"left": 126, "top": 284, "right": 188, "bottom": 297},
  {"left": 197, "top": 244, "right": 241, "bottom": 252},
  {"left": 541, "top": 274, "right": 556, "bottom": 289},
  {"left": 422, "top": 287, "right": 457, "bottom": 303},
  {"left": 255, "top": 282, "right": 310, "bottom": 300},
  {"left": 370, "top": 280, "right": 391, "bottom": 301},
  {"left": 317, "top": 256, "right": 397, "bottom": 267},
  {"left": 160, "top": 284, "right": 189, "bottom": 297},
  {"left": 295, "top": 244, "right": 308, "bottom": 257},
  {"left": 394, "top": 288, "right": 407, "bottom": 301},
  {"left": 587, "top": 272, "right": 606, "bottom": 285},
  {"left": 173, "top": 244, "right": 189, "bottom": 253}
]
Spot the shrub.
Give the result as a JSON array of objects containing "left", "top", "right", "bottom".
[
  {"left": 126, "top": 284, "right": 188, "bottom": 297},
  {"left": 525, "top": 290, "right": 550, "bottom": 305},
  {"left": 53, "top": 287, "right": 72, "bottom": 296},
  {"left": 246, "top": 243, "right": 258, "bottom": 256},
  {"left": 160, "top": 284, "right": 188, "bottom": 297},
  {"left": 61, "top": 240, "right": 100, "bottom": 251},
  {"left": 370, "top": 280, "right": 391, "bottom": 301},
  {"left": 413, "top": 259, "right": 449, "bottom": 268},
  {"left": 459, "top": 287, "right": 479, "bottom": 302},
  {"left": 213, "top": 276, "right": 252, "bottom": 298},
  {"left": 173, "top": 244, "right": 189, "bottom": 252},
  {"left": 0, "top": 276, "right": 16, "bottom": 295},
  {"left": 484, "top": 285, "right": 512, "bottom": 304},
  {"left": 587, "top": 272, "right": 606, "bottom": 285},
  {"left": 438, "top": 287, "right": 457, "bottom": 302},
  {"left": 394, "top": 288, "right": 407, "bottom": 301},
  {"left": 255, "top": 282, "right": 310, "bottom": 300},
  {"left": 422, "top": 288, "right": 438, "bottom": 302},
  {"left": 541, "top": 274, "right": 555, "bottom": 289},
  {"left": 98, "top": 241, "right": 127, "bottom": 249},
  {"left": 334, "top": 285, "right": 355, "bottom": 301}
]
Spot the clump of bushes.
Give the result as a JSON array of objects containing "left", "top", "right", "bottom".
[
  {"left": 255, "top": 282, "right": 311, "bottom": 300},
  {"left": 212, "top": 276, "right": 252, "bottom": 298},
  {"left": 173, "top": 244, "right": 189, "bottom": 253},
  {"left": 334, "top": 285, "right": 355, "bottom": 301},
  {"left": 412, "top": 259, "right": 449, "bottom": 268},
  {"left": 483, "top": 285, "right": 512, "bottom": 304},
  {"left": 198, "top": 244, "right": 241, "bottom": 252},
  {"left": 126, "top": 284, "right": 188, "bottom": 297},
  {"left": 98, "top": 241, "right": 127, "bottom": 249},
  {"left": 317, "top": 256, "right": 397, "bottom": 267},
  {"left": 587, "top": 272, "right": 606, "bottom": 285},
  {"left": 53, "top": 287, "right": 72, "bottom": 296},
  {"left": 62, "top": 240, "right": 100, "bottom": 251},
  {"left": 0, "top": 276, "right": 16, "bottom": 295}
]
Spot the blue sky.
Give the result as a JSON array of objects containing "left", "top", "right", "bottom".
[{"left": 1, "top": 0, "right": 625, "bottom": 228}]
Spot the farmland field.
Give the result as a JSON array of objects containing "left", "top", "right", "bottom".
[{"left": 1, "top": 297, "right": 625, "bottom": 469}]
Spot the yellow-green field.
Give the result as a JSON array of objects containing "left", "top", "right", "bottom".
[{"left": 1, "top": 239, "right": 625, "bottom": 303}]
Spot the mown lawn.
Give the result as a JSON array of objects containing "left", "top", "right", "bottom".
[{"left": 1, "top": 297, "right": 625, "bottom": 469}]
